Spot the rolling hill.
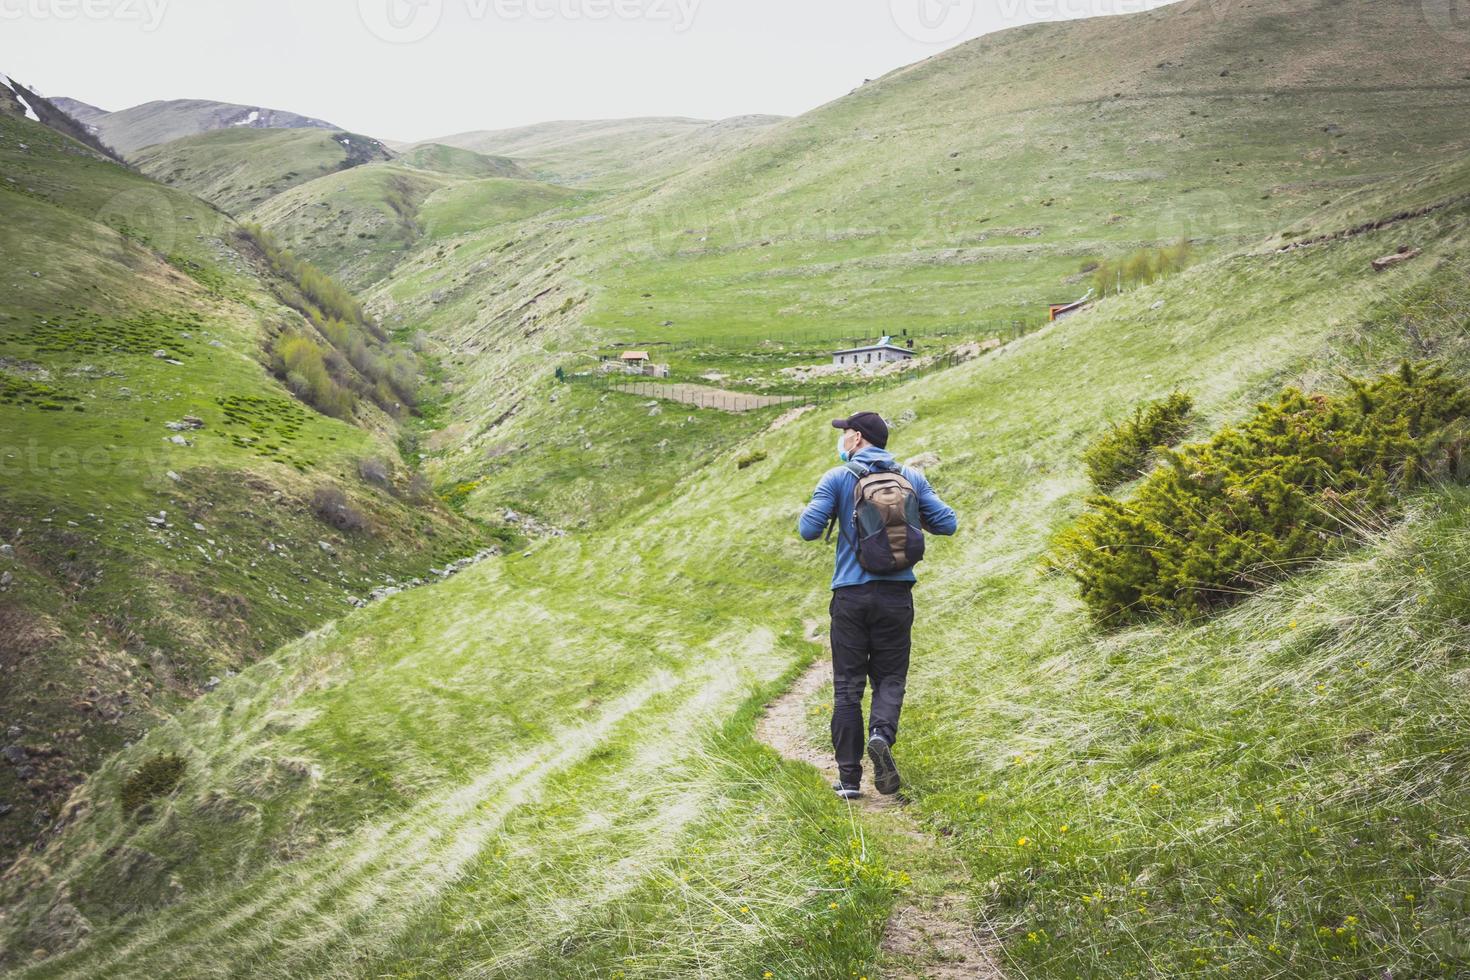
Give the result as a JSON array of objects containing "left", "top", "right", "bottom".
[
  {"left": 8, "top": 157, "right": 1470, "bottom": 976},
  {"left": 423, "top": 113, "right": 785, "bottom": 186},
  {"left": 130, "top": 130, "right": 576, "bottom": 290},
  {"left": 397, "top": 142, "right": 529, "bottom": 179},
  {"left": 243, "top": 162, "right": 581, "bottom": 290},
  {"left": 377, "top": 0, "right": 1470, "bottom": 525},
  {"left": 71, "top": 98, "right": 339, "bottom": 157},
  {"left": 5, "top": 0, "right": 1470, "bottom": 976},
  {"left": 0, "top": 89, "right": 479, "bottom": 871},
  {"left": 132, "top": 128, "right": 394, "bottom": 215}
]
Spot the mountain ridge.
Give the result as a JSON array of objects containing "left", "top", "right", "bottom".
[{"left": 64, "top": 97, "right": 340, "bottom": 157}]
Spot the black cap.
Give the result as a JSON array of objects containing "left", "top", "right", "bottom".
[{"left": 831, "top": 411, "right": 888, "bottom": 448}]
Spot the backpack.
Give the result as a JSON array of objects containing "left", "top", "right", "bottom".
[{"left": 825, "top": 460, "right": 926, "bottom": 573}]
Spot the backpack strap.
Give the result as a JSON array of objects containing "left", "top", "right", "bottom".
[{"left": 823, "top": 461, "right": 871, "bottom": 542}]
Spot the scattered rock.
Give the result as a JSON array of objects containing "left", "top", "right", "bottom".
[
  {"left": 318, "top": 540, "right": 335, "bottom": 555},
  {"left": 1371, "top": 246, "right": 1421, "bottom": 272},
  {"left": 168, "top": 435, "right": 190, "bottom": 447},
  {"left": 952, "top": 338, "right": 1002, "bottom": 362},
  {"left": 1, "top": 571, "right": 12, "bottom": 588},
  {"left": 0, "top": 543, "right": 12, "bottom": 559},
  {"left": 166, "top": 471, "right": 181, "bottom": 482},
  {"left": 1151, "top": 299, "right": 1166, "bottom": 310},
  {"left": 2, "top": 745, "right": 28, "bottom": 766},
  {"left": 165, "top": 416, "right": 204, "bottom": 431},
  {"left": 905, "top": 452, "right": 941, "bottom": 472}
]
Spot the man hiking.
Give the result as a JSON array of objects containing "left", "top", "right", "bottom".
[{"left": 798, "top": 411, "right": 957, "bottom": 799}]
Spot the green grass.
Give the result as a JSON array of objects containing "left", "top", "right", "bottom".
[
  {"left": 356, "top": 0, "right": 1470, "bottom": 534},
  {"left": 243, "top": 163, "right": 454, "bottom": 289},
  {"left": 423, "top": 115, "right": 783, "bottom": 188},
  {"left": 132, "top": 128, "right": 376, "bottom": 215},
  {"left": 398, "top": 142, "right": 528, "bottom": 179},
  {"left": 417, "top": 177, "right": 578, "bottom": 239},
  {"left": 0, "top": 112, "right": 478, "bottom": 866},
  {"left": 8, "top": 165, "right": 1470, "bottom": 976},
  {"left": 7, "top": 0, "right": 1470, "bottom": 975}
]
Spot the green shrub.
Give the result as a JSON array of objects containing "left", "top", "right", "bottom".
[
  {"left": 1050, "top": 363, "right": 1470, "bottom": 625},
  {"left": 1082, "top": 391, "right": 1194, "bottom": 491},
  {"left": 1090, "top": 239, "right": 1192, "bottom": 295},
  {"left": 736, "top": 450, "right": 768, "bottom": 469},
  {"left": 241, "top": 224, "right": 418, "bottom": 416},
  {"left": 120, "top": 753, "right": 186, "bottom": 814},
  {"left": 274, "top": 332, "right": 357, "bottom": 419}
]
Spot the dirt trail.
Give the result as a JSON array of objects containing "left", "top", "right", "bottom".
[{"left": 756, "top": 622, "right": 1005, "bottom": 979}]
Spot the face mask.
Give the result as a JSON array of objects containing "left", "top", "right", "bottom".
[{"left": 837, "top": 432, "right": 852, "bottom": 462}]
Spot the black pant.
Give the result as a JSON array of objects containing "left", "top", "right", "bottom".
[{"left": 829, "top": 581, "right": 914, "bottom": 786}]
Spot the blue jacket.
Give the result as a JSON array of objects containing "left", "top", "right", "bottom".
[{"left": 798, "top": 446, "right": 958, "bottom": 590}]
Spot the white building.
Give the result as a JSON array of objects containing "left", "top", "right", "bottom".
[{"left": 831, "top": 339, "right": 915, "bottom": 367}]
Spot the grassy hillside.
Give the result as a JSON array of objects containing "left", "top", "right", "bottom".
[
  {"left": 6, "top": 162, "right": 1469, "bottom": 976},
  {"left": 6, "top": 0, "right": 1470, "bottom": 976},
  {"left": 132, "top": 132, "right": 569, "bottom": 290},
  {"left": 243, "top": 159, "right": 586, "bottom": 291},
  {"left": 425, "top": 114, "right": 784, "bottom": 187},
  {"left": 576, "top": 0, "right": 1470, "bottom": 344},
  {"left": 397, "top": 142, "right": 529, "bottom": 179},
  {"left": 0, "top": 109, "right": 477, "bottom": 868},
  {"left": 365, "top": 0, "right": 1470, "bottom": 531},
  {"left": 85, "top": 99, "right": 339, "bottom": 157},
  {"left": 133, "top": 129, "right": 393, "bottom": 215},
  {"left": 417, "top": 177, "right": 579, "bottom": 239}
]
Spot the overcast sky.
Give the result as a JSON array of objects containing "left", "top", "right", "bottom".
[{"left": 4, "top": 0, "right": 1177, "bottom": 141}]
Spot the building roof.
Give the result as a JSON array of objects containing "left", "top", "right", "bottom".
[
  {"left": 620, "top": 350, "right": 650, "bottom": 360},
  {"left": 1049, "top": 300, "right": 1091, "bottom": 314},
  {"left": 830, "top": 343, "right": 915, "bottom": 357}
]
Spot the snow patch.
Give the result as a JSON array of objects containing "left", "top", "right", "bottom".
[
  {"left": 0, "top": 73, "right": 40, "bottom": 122},
  {"left": 232, "top": 109, "right": 261, "bottom": 127}
]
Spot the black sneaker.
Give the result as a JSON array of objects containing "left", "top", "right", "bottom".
[
  {"left": 867, "top": 734, "right": 901, "bottom": 795},
  {"left": 833, "top": 781, "right": 863, "bottom": 800}
]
